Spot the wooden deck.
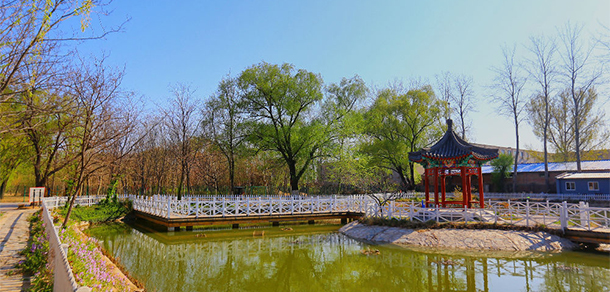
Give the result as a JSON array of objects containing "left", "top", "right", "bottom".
[{"left": 135, "top": 210, "right": 365, "bottom": 231}]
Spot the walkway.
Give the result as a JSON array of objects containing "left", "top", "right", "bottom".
[{"left": 0, "top": 205, "right": 37, "bottom": 292}]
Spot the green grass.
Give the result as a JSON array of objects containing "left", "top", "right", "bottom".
[{"left": 58, "top": 200, "right": 132, "bottom": 224}]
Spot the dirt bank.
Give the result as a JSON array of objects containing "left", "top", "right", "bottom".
[{"left": 339, "top": 221, "right": 579, "bottom": 252}]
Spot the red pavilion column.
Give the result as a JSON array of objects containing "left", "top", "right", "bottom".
[
  {"left": 439, "top": 169, "right": 445, "bottom": 208},
  {"left": 466, "top": 171, "right": 472, "bottom": 208},
  {"left": 424, "top": 169, "right": 430, "bottom": 207},
  {"left": 441, "top": 170, "right": 446, "bottom": 207},
  {"left": 478, "top": 166, "right": 484, "bottom": 208},
  {"left": 434, "top": 168, "right": 439, "bottom": 207},
  {"left": 460, "top": 166, "right": 467, "bottom": 208}
]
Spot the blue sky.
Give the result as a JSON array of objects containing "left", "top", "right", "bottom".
[{"left": 75, "top": 0, "right": 610, "bottom": 151}]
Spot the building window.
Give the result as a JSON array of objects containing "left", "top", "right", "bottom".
[
  {"left": 588, "top": 181, "right": 599, "bottom": 191},
  {"left": 565, "top": 182, "right": 575, "bottom": 191}
]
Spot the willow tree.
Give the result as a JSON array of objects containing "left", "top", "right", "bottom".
[
  {"left": 361, "top": 85, "right": 445, "bottom": 190},
  {"left": 238, "top": 62, "right": 366, "bottom": 195}
]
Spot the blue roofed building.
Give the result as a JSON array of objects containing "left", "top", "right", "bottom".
[
  {"left": 479, "top": 160, "right": 610, "bottom": 193},
  {"left": 555, "top": 172, "right": 610, "bottom": 194}
]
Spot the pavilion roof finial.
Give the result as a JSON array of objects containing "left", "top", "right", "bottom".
[{"left": 446, "top": 119, "right": 453, "bottom": 131}]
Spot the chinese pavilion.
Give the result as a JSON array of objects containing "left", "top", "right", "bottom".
[{"left": 409, "top": 119, "right": 498, "bottom": 208}]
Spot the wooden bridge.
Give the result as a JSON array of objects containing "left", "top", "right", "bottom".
[{"left": 130, "top": 195, "right": 367, "bottom": 231}]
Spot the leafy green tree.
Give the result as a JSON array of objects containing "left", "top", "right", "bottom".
[
  {"left": 16, "top": 90, "right": 80, "bottom": 188},
  {"left": 238, "top": 62, "right": 366, "bottom": 194},
  {"left": 0, "top": 101, "right": 30, "bottom": 197},
  {"left": 491, "top": 154, "right": 513, "bottom": 192},
  {"left": 361, "top": 85, "right": 444, "bottom": 190},
  {"left": 547, "top": 88, "right": 609, "bottom": 162},
  {"left": 202, "top": 75, "right": 248, "bottom": 195}
]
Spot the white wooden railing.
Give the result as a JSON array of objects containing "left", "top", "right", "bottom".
[
  {"left": 372, "top": 199, "right": 610, "bottom": 232},
  {"left": 129, "top": 194, "right": 369, "bottom": 219},
  {"left": 42, "top": 196, "right": 109, "bottom": 292},
  {"left": 484, "top": 192, "right": 610, "bottom": 201},
  {"left": 129, "top": 194, "right": 609, "bottom": 232}
]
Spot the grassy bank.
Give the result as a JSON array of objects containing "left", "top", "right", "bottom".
[
  {"left": 57, "top": 199, "right": 132, "bottom": 225},
  {"left": 17, "top": 211, "right": 53, "bottom": 292}
]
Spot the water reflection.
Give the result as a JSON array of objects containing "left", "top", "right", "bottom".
[{"left": 86, "top": 223, "right": 610, "bottom": 292}]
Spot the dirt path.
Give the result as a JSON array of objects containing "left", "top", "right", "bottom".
[{"left": 0, "top": 206, "right": 38, "bottom": 292}]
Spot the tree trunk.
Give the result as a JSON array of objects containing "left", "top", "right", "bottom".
[
  {"left": 177, "top": 162, "right": 185, "bottom": 200},
  {"left": 62, "top": 185, "right": 80, "bottom": 227},
  {"left": 574, "top": 102, "right": 582, "bottom": 172},
  {"left": 288, "top": 162, "right": 299, "bottom": 195},
  {"left": 0, "top": 179, "right": 7, "bottom": 199},
  {"left": 408, "top": 162, "right": 415, "bottom": 190},
  {"left": 513, "top": 117, "right": 520, "bottom": 193},
  {"left": 543, "top": 108, "right": 550, "bottom": 192},
  {"left": 396, "top": 165, "right": 409, "bottom": 191},
  {"left": 228, "top": 159, "right": 235, "bottom": 196}
]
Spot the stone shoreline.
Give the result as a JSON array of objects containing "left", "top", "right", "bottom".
[{"left": 339, "top": 221, "right": 580, "bottom": 252}]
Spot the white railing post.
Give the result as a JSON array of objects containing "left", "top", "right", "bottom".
[
  {"left": 526, "top": 200, "right": 530, "bottom": 227},
  {"left": 212, "top": 197, "right": 217, "bottom": 216},
  {"left": 236, "top": 197, "right": 240, "bottom": 215},
  {"left": 222, "top": 198, "right": 227, "bottom": 217},
  {"left": 166, "top": 196, "right": 171, "bottom": 219},
  {"left": 560, "top": 201, "right": 568, "bottom": 232},
  {"left": 579, "top": 201, "right": 589, "bottom": 230},
  {"left": 508, "top": 199, "right": 513, "bottom": 225}
]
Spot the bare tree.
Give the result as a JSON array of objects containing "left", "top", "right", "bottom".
[
  {"left": 435, "top": 71, "right": 453, "bottom": 120},
  {"left": 491, "top": 45, "right": 527, "bottom": 192},
  {"left": 525, "top": 35, "right": 557, "bottom": 192},
  {"left": 165, "top": 84, "right": 200, "bottom": 199},
  {"left": 62, "top": 59, "right": 140, "bottom": 226},
  {"left": 452, "top": 74, "right": 475, "bottom": 140},
  {"left": 435, "top": 72, "right": 475, "bottom": 140},
  {"left": 558, "top": 23, "right": 603, "bottom": 171}
]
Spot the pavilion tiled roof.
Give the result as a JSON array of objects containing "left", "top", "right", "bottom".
[{"left": 409, "top": 119, "right": 499, "bottom": 162}]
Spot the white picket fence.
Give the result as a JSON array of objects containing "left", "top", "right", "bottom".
[{"left": 129, "top": 194, "right": 369, "bottom": 219}]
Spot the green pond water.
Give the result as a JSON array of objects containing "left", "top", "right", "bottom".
[{"left": 85, "top": 223, "right": 610, "bottom": 292}]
